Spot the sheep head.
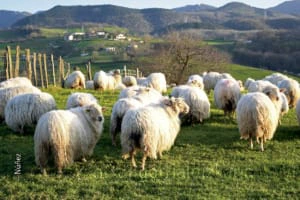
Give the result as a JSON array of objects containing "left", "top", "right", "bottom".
[{"left": 164, "top": 97, "right": 189, "bottom": 114}]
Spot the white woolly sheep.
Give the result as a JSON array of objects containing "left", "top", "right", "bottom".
[
  {"left": 187, "top": 75, "right": 204, "bottom": 90},
  {"left": 85, "top": 80, "right": 95, "bottom": 89},
  {"left": 263, "top": 73, "right": 289, "bottom": 85},
  {"left": 172, "top": 85, "right": 210, "bottom": 123},
  {"left": 5, "top": 92, "right": 56, "bottom": 133},
  {"left": 139, "top": 73, "right": 167, "bottom": 93},
  {"left": 214, "top": 78, "right": 241, "bottom": 116},
  {"left": 34, "top": 103, "right": 104, "bottom": 175},
  {"left": 237, "top": 91, "right": 282, "bottom": 151},
  {"left": 244, "top": 78, "right": 255, "bottom": 90},
  {"left": 295, "top": 99, "right": 300, "bottom": 125},
  {"left": 277, "top": 78, "right": 300, "bottom": 108},
  {"left": 121, "top": 97, "right": 189, "bottom": 170},
  {"left": 0, "top": 86, "right": 41, "bottom": 121},
  {"left": 93, "top": 70, "right": 122, "bottom": 90},
  {"left": 66, "top": 92, "right": 98, "bottom": 109},
  {"left": 279, "top": 92, "right": 289, "bottom": 124},
  {"left": 247, "top": 80, "right": 279, "bottom": 98},
  {"left": 0, "top": 77, "right": 32, "bottom": 88},
  {"left": 203, "top": 72, "right": 222, "bottom": 94},
  {"left": 137, "top": 77, "right": 147, "bottom": 86},
  {"left": 122, "top": 76, "right": 137, "bottom": 87},
  {"left": 64, "top": 70, "right": 86, "bottom": 89},
  {"left": 118, "top": 85, "right": 144, "bottom": 99},
  {"left": 110, "top": 87, "right": 163, "bottom": 145}
]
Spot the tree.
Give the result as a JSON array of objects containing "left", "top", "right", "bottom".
[{"left": 138, "top": 32, "right": 229, "bottom": 84}]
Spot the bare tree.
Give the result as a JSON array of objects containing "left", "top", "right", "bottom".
[{"left": 138, "top": 32, "right": 230, "bottom": 84}]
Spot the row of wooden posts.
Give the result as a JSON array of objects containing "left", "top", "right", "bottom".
[
  {"left": 3, "top": 46, "right": 92, "bottom": 88},
  {"left": 3, "top": 45, "right": 142, "bottom": 88}
]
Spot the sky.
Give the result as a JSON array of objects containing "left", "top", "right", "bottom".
[{"left": 2, "top": 0, "right": 289, "bottom": 13}]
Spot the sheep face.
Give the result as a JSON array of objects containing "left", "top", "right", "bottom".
[
  {"left": 83, "top": 104, "right": 104, "bottom": 123},
  {"left": 165, "top": 97, "right": 189, "bottom": 114},
  {"left": 263, "top": 87, "right": 280, "bottom": 103}
]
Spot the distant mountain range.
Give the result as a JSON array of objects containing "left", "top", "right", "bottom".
[
  {"left": 0, "top": 10, "right": 30, "bottom": 28},
  {"left": 1, "top": 0, "right": 299, "bottom": 33}
]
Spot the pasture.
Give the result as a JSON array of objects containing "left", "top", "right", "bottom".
[{"left": 0, "top": 65, "right": 300, "bottom": 199}]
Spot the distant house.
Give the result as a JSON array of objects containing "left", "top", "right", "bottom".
[
  {"left": 105, "top": 47, "right": 116, "bottom": 52},
  {"left": 97, "top": 31, "right": 106, "bottom": 37},
  {"left": 115, "top": 33, "right": 126, "bottom": 40},
  {"left": 64, "top": 32, "right": 85, "bottom": 41}
]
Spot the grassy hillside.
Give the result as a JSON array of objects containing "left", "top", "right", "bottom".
[{"left": 0, "top": 65, "right": 299, "bottom": 199}]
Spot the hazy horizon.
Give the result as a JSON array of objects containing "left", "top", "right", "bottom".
[{"left": 1, "top": 0, "right": 290, "bottom": 13}]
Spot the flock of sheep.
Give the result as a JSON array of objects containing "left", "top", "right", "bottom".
[{"left": 1, "top": 69, "right": 300, "bottom": 174}]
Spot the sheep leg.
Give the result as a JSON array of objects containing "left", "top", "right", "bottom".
[
  {"left": 81, "top": 158, "right": 87, "bottom": 163},
  {"left": 250, "top": 138, "right": 253, "bottom": 149},
  {"left": 41, "top": 168, "right": 47, "bottom": 176},
  {"left": 141, "top": 153, "right": 148, "bottom": 171},
  {"left": 158, "top": 151, "right": 163, "bottom": 160},
  {"left": 130, "top": 150, "right": 137, "bottom": 168},
  {"left": 260, "top": 137, "right": 264, "bottom": 152}
]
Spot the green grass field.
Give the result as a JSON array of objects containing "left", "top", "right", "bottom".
[{"left": 0, "top": 65, "right": 300, "bottom": 199}]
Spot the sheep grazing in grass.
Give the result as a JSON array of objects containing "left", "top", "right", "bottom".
[
  {"left": 64, "top": 70, "right": 86, "bottom": 89},
  {"left": 187, "top": 75, "right": 204, "bottom": 90},
  {"left": 277, "top": 78, "right": 300, "bottom": 108},
  {"left": 237, "top": 90, "right": 282, "bottom": 151},
  {"left": 295, "top": 100, "right": 300, "bottom": 125},
  {"left": 122, "top": 76, "right": 137, "bottom": 87},
  {"left": 279, "top": 92, "right": 289, "bottom": 124},
  {"left": 203, "top": 72, "right": 233, "bottom": 94},
  {"left": 110, "top": 87, "right": 163, "bottom": 145},
  {"left": 0, "top": 86, "right": 41, "bottom": 121},
  {"left": 171, "top": 86, "right": 210, "bottom": 124},
  {"left": 247, "top": 80, "right": 278, "bottom": 94},
  {"left": 66, "top": 92, "right": 98, "bottom": 109},
  {"left": 0, "top": 77, "right": 32, "bottom": 88},
  {"left": 145, "top": 73, "right": 167, "bottom": 93},
  {"left": 5, "top": 92, "right": 56, "bottom": 134},
  {"left": 94, "top": 70, "right": 123, "bottom": 91},
  {"left": 244, "top": 78, "right": 255, "bottom": 90},
  {"left": 121, "top": 97, "right": 189, "bottom": 170},
  {"left": 118, "top": 85, "right": 144, "bottom": 99},
  {"left": 85, "top": 80, "right": 94, "bottom": 90},
  {"left": 263, "top": 73, "right": 289, "bottom": 86},
  {"left": 214, "top": 78, "right": 241, "bottom": 116},
  {"left": 34, "top": 103, "right": 104, "bottom": 175}
]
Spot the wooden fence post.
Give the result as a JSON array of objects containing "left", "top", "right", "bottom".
[
  {"left": 136, "top": 68, "right": 139, "bottom": 78},
  {"left": 38, "top": 53, "right": 44, "bottom": 88},
  {"left": 25, "top": 49, "right": 32, "bottom": 81},
  {"left": 32, "top": 53, "right": 37, "bottom": 86},
  {"left": 4, "top": 52, "right": 9, "bottom": 79},
  {"left": 15, "top": 46, "right": 20, "bottom": 77},
  {"left": 43, "top": 53, "right": 48, "bottom": 88},
  {"left": 6, "top": 46, "right": 13, "bottom": 78},
  {"left": 88, "top": 61, "right": 92, "bottom": 81},
  {"left": 59, "top": 56, "right": 65, "bottom": 87},
  {"left": 51, "top": 54, "right": 56, "bottom": 86}
]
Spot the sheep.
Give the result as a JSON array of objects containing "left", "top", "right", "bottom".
[
  {"left": 247, "top": 80, "right": 277, "bottom": 93},
  {"left": 121, "top": 97, "right": 189, "bottom": 170},
  {"left": 64, "top": 70, "right": 86, "bottom": 89},
  {"left": 263, "top": 73, "right": 289, "bottom": 85},
  {"left": 296, "top": 100, "right": 300, "bottom": 125},
  {"left": 0, "top": 86, "right": 41, "bottom": 121},
  {"left": 93, "top": 70, "right": 122, "bottom": 90},
  {"left": 279, "top": 92, "right": 289, "bottom": 124},
  {"left": 187, "top": 75, "right": 204, "bottom": 90},
  {"left": 34, "top": 103, "right": 104, "bottom": 175},
  {"left": 110, "top": 87, "right": 163, "bottom": 145},
  {"left": 244, "top": 78, "right": 255, "bottom": 90},
  {"left": 85, "top": 80, "right": 95, "bottom": 90},
  {"left": 214, "top": 78, "right": 241, "bottom": 116},
  {"left": 118, "top": 85, "right": 144, "bottom": 99},
  {"left": 202, "top": 72, "right": 222, "bottom": 94},
  {"left": 137, "top": 77, "right": 147, "bottom": 86},
  {"left": 0, "top": 77, "right": 32, "bottom": 88},
  {"left": 171, "top": 85, "right": 210, "bottom": 123},
  {"left": 66, "top": 92, "right": 98, "bottom": 109},
  {"left": 236, "top": 90, "right": 282, "bottom": 151},
  {"left": 277, "top": 78, "right": 300, "bottom": 108},
  {"left": 122, "top": 76, "right": 137, "bottom": 87},
  {"left": 5, "top": 92, "right": 56, "bottom": 134},
  {"left": 139, "top": 73, "right": 167, "bottom": 93}
]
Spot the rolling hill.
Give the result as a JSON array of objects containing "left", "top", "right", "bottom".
[
  {"left": 0, "top": 10, "right": 30, "bottom": 28},
  {"left": 10, "top": 2, "right": 300, "bottom": 34},
  {"left": 270, "top": 0, "right": 300, "bottom": 15}
]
